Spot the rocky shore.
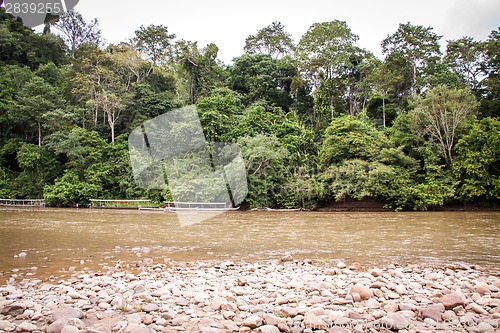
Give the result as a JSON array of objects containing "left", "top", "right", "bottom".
[{"left": 0, "top": 258, "right": 499, "bottom": 333}]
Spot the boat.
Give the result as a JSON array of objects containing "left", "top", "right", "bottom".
[
  {"left": 139, "top": 201, "right": 239, "bottom": 212},
  {"left": 89, "top": 199, "right": 152, "bottom": 209},
  {"left": 0, "top": 199, "right": 45, "bottom": 207}
]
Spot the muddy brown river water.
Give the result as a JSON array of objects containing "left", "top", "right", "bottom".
[{"left": 0, "top": 208, "right": 498, "bottom": 280}]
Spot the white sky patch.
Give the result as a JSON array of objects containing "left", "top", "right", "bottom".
[{"left": 65, "top": 0, "right": 500, "bottom": 63}]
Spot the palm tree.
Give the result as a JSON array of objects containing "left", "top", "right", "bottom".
[{"left": 43, "top": 13, "right": 60, "bottom": 35}]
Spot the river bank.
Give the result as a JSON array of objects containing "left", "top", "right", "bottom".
[{"left": 0, "top": 258, "right": 499, "bottom": 333}]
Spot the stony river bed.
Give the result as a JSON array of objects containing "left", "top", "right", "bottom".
[{"left": 0, "top": 256, "right": 499, "bottom": 333}]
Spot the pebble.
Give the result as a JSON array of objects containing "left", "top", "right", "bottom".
[
  {"left": 380, "top": 312, "right": 409, "bottom": 330},
  {"left": 0, "top": 319, "right": 13, "bottom": 331},
  {"left": 439, "top": 292, "right": 463, "bottom": 309},
  {"left": 420, "top": 304, "right": 444, "bottom": 322},
  {"left": 0, "top": 260, "right": 498, "bottom": 333},
  {"left": 255, "top": 324, "right": 280, "bottom": 333},
  {"left": 16, "top": 321, "right": 37, "bottom": 332},
  {"left": 242, "top": 314, "right": 262, "bottom": 328},
  {"left": 60, "top": 325, "right": 80, "bottom": 333},
  {"left": 349, "top": 283, "right": 372, "bottom": 300}
]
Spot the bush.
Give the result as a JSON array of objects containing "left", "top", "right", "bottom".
[{"left": 44, "top": 171, "right": 99, "bottom": 207}]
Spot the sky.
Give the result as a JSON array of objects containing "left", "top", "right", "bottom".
[{"left": 66, "top": 0, "right": 500, "bottom": 63}]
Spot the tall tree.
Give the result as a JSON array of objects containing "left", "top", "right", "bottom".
[
  {"left": 382, "top": 22, "right": 442, "bottom": 95},
  {"left": 296, "top": 20, "right": 358, "bottom": 87},
  {"left": 414, "top": 85, "right": 478, "bottom": 164},
  {"left": 133, "top": 24, "right": 176, "bottom": 70},
  {"left": 54, "top": 10, "right": 102, "bottom": 58},
  {"left": 244, "top": 21, "right": 294, "bottom": 59},
  {"left": 296, "top": 20, "right": 359, "bottom": 123},
  {"left": 345, "top": 47, "right": 376, "bottom": 116},
  {"left": 481, "top": 28, "right": 500, "bottom": 117},
  {"left": 109, "top": 43, "right": 152, "bottom": 84},
  {"left": 13, "top": 76, "right": 64, "bottom": 146},
  {"left": 69, "top": 46, "right": 130, "bottom": 141},
  {"left": 95, "top": 91, "right": 122, "bottom": 143},
  {"left": 444, "top": 37, "right": 486, "bottom": 91},
  {"left": 229, "top": 54, "right": 295, "bottom": 110},
  {"left": 174, "top": 41, "right": 226, "bottom": 104},
  {"left": 366, "top": 59, "right": 403, "bottom": 127},
  {"left": 43, "top": 13, "right": 60, "bottom": 35}
]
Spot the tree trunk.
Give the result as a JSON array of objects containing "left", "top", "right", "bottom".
[
  {"left": 38, "top": 121, "right": 42, "bottom": 147},
  {"left": 412, "top": 61, "right": 417, "bottom": 95},
  {"left": 382, "top": 95, "right": 386, "bottom": 128},
  {"left": 330, "top": 95, "right": 334, "bottom": 120}
]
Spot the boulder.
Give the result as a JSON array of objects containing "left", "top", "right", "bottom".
[
  {"left": 380, "top": 313, "right": 409, "bottom": 330},
  {"left": 370, "top": 268, "right": 384, "bottom": 277},
  {"left": 0, "top": 304, "right": 24, "bottom": 316},
  {"left": 255, "top": 325, "right": 280, "bottom": 333},
  {"left": 242, "top": 315, "right": 262, "bottom": 329},
  {"left": 141, "top": 304, "right": 158, "bottom": 313},
  {"left": 467, "top": 302, "right": 489, "bottom": 315},
  {"left": 52, "top": 307, "right": 83, "bottom": 321},
  {"left": 16, "top": 321, "right": 37, "bottom": 332},
  {"left": 419, "top": 304, "right": 444, "bottom": 322},
  {"left": 476, "top": 322, "right": 495, "bottom": 333},
  {"left": 124, "top": 323, "right": 150, "bottom": 333},
  {"left": 475, "top": 284, "right": 490, "bottom": 295},
  {"left": 365, "top": 298, "right": 380, "bottom": 309},
  {"left": 60, "top": 326, "right": 80, "bottom": 333},
  {"left": 439, "top": 292, "right": 463, "bottom": 310},
  {"left": 262, "top": 314, "right": 280, "bottom": 327},
  {"left": 303, "top": 312, "right": 327, "bottom": 330},
  {"left": 0, "top": 320, "right": 13, "bottom": 331},
  {"left": 349, "top": 283, "right": 372, "bottom": 300},
  {"left": 47, "top": 319, "right": 67, "bottom": 333}
]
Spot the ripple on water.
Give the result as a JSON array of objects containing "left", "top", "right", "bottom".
[{"left": 0, "top": 208, "right": 498, "bottom": 280}]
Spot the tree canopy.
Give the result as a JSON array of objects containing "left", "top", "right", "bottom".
[{"left": 0, "top": 7, "right": 498, "bottom": 210}]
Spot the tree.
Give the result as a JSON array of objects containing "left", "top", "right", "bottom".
[
  {"left": 366, "top": 59, "right": 403, "bottom": 127},
  {"left": 414, "top": 85, "right": 478, "bottom": 164},
  {"left": 95, "top": 91, "right": 123, "bottom": 143},
  {"left": 44, "top": 170, "right": 99, "bottom": 206},
  {"left": 453, "top": 117, "right": 500, "bottom": 202},
  {"left": 295, "top": 21, "right": 359, "bottom": 123},
  {"left": 480, "top": 28, "right": 500, "bottom": 117},
  {"left": 43, "top": 13, "right": 60, "bottom": 35},
  {"left": 0, "top": 8, "right": 67, "bottom": 69},
  {"left": 382, "top": 22, "right": 442, "bottom": 95},
  {"left": 196, "top": 88, "right": 242, "bottom": 142},
  {"left": 318, "top": 116, "right": 418, "bottom": 209},
  {"left": 0, "top": 65, "right": 34, "bottom": 142},
  {"left": 133, "top": 24, "right": 176, "bottom": 69},
  {"left": 319, "top": 115, "right": 389, "bottom": 167},
  {"left": 109, "top": 43, "right": 152, "bottom": 84},
  {"left": 296, "top": 20, "right": 358, "bottom": 88},
  {"left": 69, "top": 46, "right": 131, "bottom": 141},
  {"left": 229, "top": 54, "right": 295, "bottom": 110},
  {"left": 54, "top": 10, "right": 102, "bottom": 58},
  {"left": 344, "top": 47, "right": 376, "bottom": 116},
  {"left": 244, "top": 21, "right": 294, "bottom": 59},
  {"left": 13, "top": 76, "right": 64, "bottom": 146},
  {"left": 174, "top": 41, "right": 226, "bottom": 104},
  {"left": 238, "top": 134, "right": 290, "bottom": 208},
  {"left": 444, "top": 37, "right": 487, "bottom": 91},
  {"left": 15, "top": 143, "right": 60, "bottom": 198}
]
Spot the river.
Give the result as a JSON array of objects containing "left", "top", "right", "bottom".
[{"left": 0, "top": 208, "right": 498, "bottom": 280}]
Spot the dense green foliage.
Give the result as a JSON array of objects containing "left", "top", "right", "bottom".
[{"left": 1, "top": 8, "right": 499, "bottom": 209}]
